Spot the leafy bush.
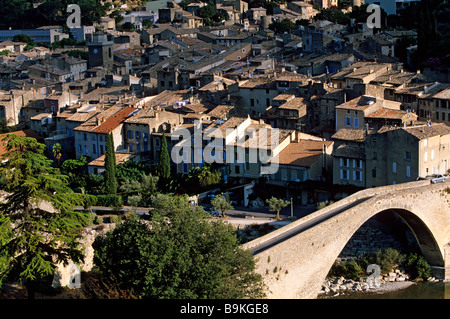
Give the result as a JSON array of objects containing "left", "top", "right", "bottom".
[
  {"left": 317, "top": 200, "right": 334, "bottom": 210},
  {"left": 96, "top": 194, "right": 123, "bottom": 207},
  {"left": 405, "top": 253, "right": 432, "bottom": 280},
  {"left": 375, "top": 248, "right": 405, "bottom": 274},
  {"left": 328, "top": 259, "right": 365, "bottom": 281},
  {"left": 110, "top": 214, "right": 122, "bottom": 224}
]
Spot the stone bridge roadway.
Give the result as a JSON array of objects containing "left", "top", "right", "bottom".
[{"left": 241, "top": 180, "right": 450, "bottom": 299}]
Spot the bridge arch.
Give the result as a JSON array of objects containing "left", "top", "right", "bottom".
[{"left": 242, "top": 182, "right": 450, "bottom": 299}]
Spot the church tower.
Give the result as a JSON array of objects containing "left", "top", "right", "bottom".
[{"left": 87, "top": 32, "right": 114, "bottom": 71}]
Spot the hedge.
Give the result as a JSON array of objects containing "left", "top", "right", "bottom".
[{"left": 96, "top": 194, "right": 123, "bottom": 207}]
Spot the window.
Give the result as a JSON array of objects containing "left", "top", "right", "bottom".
[
  {"left": 423, "top": 139, "right": 428, "bottom": 147},
  {"left": 405, "top": 151, "right": 411, "bottom": 161},
  {"left": 406, "top": 165, "right": 411, "bottom": 177},
  {"left": 340, "top": 158, "right": 349, "bottom": 167},
  {"left": 135, "top": 131, "right": 141, "bottom": 139},
  {"left": 345, "top": 116, "right": 352, "bottom": 126},
  {"left": 128, "top": 143, "right": 133, "bottom": 152},
  {"left": 354, "top": 170, "right": 362, "bottom": 181},
  {"left": 372, "top": 168, "right": 377, "bottom": 177},
  {"left": 353, "top": 159, "right": 362, "bottom": 169},
  {"left": 136, "top": 143, "right": 141, "bottom": 152},
  {"left": 83, "top": 133, "right": 87, "bottom": 141},
  {"left": 340, "top": 169, "right": 349, "bottom": 180},
  {"left": 84, "top": 145, "right": 88, "bottom": 153},
  {"left": 250, "top": 99, "right": 254, "bottom": 107},
  {"left": 100, "top": 144, "right": 104, "bottom": 154},
  {"left": 93, "top": 144, "right": 97, "bottom": 154},
  {"left": 393, "top": 161, "right": 397, "bottom": 173},
  {"left": 431, "top": 150, "right": 434, "bottom": 160},
  {"left": 128, "top": 130, "right": 134, "bottom": 139},
  {"left": 424, "top": 151, "right": 428, "bottom": 162},
  {"left": 372, "top": 152, "right": 377, "bottom": 160},
  {"left": 354, "top": 117, "right": 359, "bottom": 128},
  {"left": 183, "top": 163, "right": 189, "bottom": 174}
]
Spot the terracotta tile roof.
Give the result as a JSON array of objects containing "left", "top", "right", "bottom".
[
  {"left": 336, "top": 95, "right": 378, "bottom": 110},
  {"left": 239, "top": 77, "right": 276, "bottom": 89},
  {"left": 331, "top": 144, "right": 365, "bottom": 159},
  {"left": 91, "top": 107, "right": 138, "bottom": 133},
  {"left": 0, "top": 129, "right": 42, "bottom": 158},
  {"left": 402, "top": 123, "right": 450, "bottom": 140},
  {"left": 432, "top": 88, "right": 450, "bottom": 100},
  {"left": 207, "top": 104, "right": 234, "bottom": 118},
  {"left": 331, "top": 128, "right": 367, "bottom": 142},
  {"left": 366, "top": 107, "right": 413, "bottom": 120},
  {"left": 277, "top": 139, "right": 333, "bottom": 167},
  {"left": 278, "top": 97, "right": 308, "bottom": 110},
  {"left": 88, "top": 153, "right": 135, "bottom": 167},
  {"left": 74, "top": 106, "right": 137, "bottom": 133}
]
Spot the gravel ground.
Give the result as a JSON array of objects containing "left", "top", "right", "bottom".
[{"left": 369, "top": 281, "right": 416, "bottom": 293}]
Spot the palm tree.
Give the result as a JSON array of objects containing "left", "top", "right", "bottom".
[{"left": 52, "top": 143, "right": 63, "bottom": 166}]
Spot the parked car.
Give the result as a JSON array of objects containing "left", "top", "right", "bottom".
[{"left": 429, "top": 174, "right": 446, "bottom": 183}]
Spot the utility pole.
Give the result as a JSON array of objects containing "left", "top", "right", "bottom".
[{"left": 290, "top": 197, "right": 293, "bottom": 219}]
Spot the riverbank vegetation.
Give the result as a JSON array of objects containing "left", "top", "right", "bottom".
[{"left": 328, "top": 248, "right": 432, "bottom": 281}]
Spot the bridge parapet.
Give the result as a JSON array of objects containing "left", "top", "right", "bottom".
[
  {"left": 241, "top": 180, "right": 431, "bottom": 252},
  {"left": 242, "top": 181, "right": 449, "bottom": 299}
]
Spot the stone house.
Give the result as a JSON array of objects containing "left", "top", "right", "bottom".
[
  {"left": 123, "top": 108, "right": 184, "bottom": 162},
  {"left": 331, "top": 128, "right": 367, "bottom": 188},
  {"left": 365, "top": 123, "right": 450, "bottom": 187},
  {"left": 73, "top": 106, "right": 137, "bottom": 161},
  {"left": 236, "top": 77, "right": 279, "bottom": 116}
]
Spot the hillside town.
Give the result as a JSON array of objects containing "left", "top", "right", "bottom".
[
  {"left": 1, "top": 0, "right": 448, "bottom": 205},
  {"left": 0, "top": 0, "right": 449, "bottom": 301}
]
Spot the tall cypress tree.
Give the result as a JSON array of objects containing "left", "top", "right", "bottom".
[
  {"left": 159, "top": 133, "right": 171, "bottom": 181},
  {"left": 104, "top": 132, "right": 118, "bottom": 194}
]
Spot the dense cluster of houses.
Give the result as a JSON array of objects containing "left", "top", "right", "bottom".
[{"left": 0, "top": 0, "right": 449, "bottom": 204}]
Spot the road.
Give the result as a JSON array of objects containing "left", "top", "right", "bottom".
[{"left": 248, "top": 196, "right": 373, "bottom": 255}]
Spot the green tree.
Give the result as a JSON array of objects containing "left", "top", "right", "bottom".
[
  {"left": 314, "top": 8, "right": 350, "bottom": 25},
  {"left": 104, "top": 132, "right": 118, "bottom": 195},
  {"left": 159, "top": 133, "right": 171, "bottom": 183},
  {"left": 0, "top": 134, "right": 87, "bottom": 298},
  {"left": 150, "top": 193, "right": 191, "bottom": 217},
  {"left": 60, "top": 156, "right": 88, "bottom": 191},
  {"left": 52, "top": 143, "right": 63, "bottom": 166},
  {"left": 198, "top": 4, "right": 216, "bottom": 26},
  {"left": 211, "top": 194, "right": 234, "bottom": 218},
  {"left": 269, "top": 18, "right": 296, "bottom": 34},
  {"left": 266, "top": 196, "right": 289, "bottom": 220},
  {"left": 93, "top": 207, "right": 266, "bottom": 298},
  {"left": 12, "top": 34, "right": 35, "bottom": 46}
]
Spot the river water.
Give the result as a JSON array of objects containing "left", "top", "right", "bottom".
[{"left": 318, "top": 282, "right": 450, "bottom": 299}]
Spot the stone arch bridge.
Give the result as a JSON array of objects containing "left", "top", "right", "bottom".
[{"left": 241, "top": 180, "right": 450, "bottom": 299}]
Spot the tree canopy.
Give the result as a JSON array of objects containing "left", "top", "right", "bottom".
[
  {"left": 0, "top": 134, "right": 88, "bottom": 298},
  {"left": 93, "top": 207, "right": 266, "bottom": 298},
  {"left": 266, "top": 196, "right": 289, "bottom": 220},
  {"left": 211, "top": 194, "right": 234, "bottom": 218}
]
